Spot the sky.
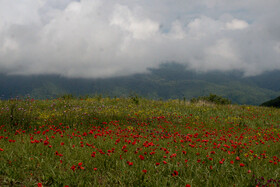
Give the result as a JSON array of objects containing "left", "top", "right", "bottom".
[{"left": 0, "top": 0, "right": 280, "bottom": 78}]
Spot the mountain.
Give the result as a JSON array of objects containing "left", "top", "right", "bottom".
[
  {"left": 1, "top": 62, "right": 280, "bottom": 105},
  {"left": 260, "top": 96, "right": 280, "bottom": 108}
]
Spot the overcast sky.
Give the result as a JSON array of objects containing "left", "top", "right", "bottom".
[{"left": 1, "top": 0, "right": 280, "bottom": 78}]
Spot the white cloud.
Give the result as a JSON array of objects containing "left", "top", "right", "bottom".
[
  {"left": 274, "top": 42, "right": 280, "bottom": 54},
  {"left": 0, "top": 38, "right": 19, "bottom": 54},
  {"left": 204, "top": 38, "right": 240, "bottom": 70},
  {"left": 110, "top": 5, "right": 159, "bottom": 40},
  {"left": 0, "top": 0, "right": 280, "bottom": 78},
  {"left": 167, "top": 21, "right": 186, "bottom": 40},
  {"left": 187, "top": 16, "right": 223, "bottom": 40},
  {"left": 226, "top": 19, "right": 248, "bottom": 30}
]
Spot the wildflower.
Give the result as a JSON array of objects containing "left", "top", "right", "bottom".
[
  {"left": 142, "top": 169, "right": 147, "bottom": 173},
  {"left": 43, "top": 140, "right": 49, "bottom": 145},
  {"left": 139, "top": 155, "right": 145, "bottom": 160},
  {"left": 71, "top": 165, "right": 76, "bottom": 171},
  {"left": 127, "top": 161, "right": 133, "bottom": 166},
  {"left": 240, "top": 163, "right": 245, "bottom": 167},
  {"left": 91, "top": 152, "right": 96, "bottom": 157},
  {"left": 38, "top": 183, "right": 43, "bottom": 187},
  {"left": 172, "top": 170, "right": 178, "bottom": 176}
]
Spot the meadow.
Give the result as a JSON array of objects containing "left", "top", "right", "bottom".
[{"left": 0, "top": 96, "right": 279, "bottom": 186}]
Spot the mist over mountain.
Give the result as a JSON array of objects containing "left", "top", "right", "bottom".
[
  {"left": 1, "top": 63, "right": 279, "bottom": 105},
  {"left": 1, "top": 1, "right": 280, "bottom": 105}
]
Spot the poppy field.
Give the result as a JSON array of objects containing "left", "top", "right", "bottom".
[{"left": 0, "top": 97, "right": 280, "bottom": 186}]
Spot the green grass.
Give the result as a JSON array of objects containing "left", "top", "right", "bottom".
[{"left": 0, "top": 97, "right": 280, "bottom": 186}]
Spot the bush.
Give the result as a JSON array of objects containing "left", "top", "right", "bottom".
[
  {"left": 129, "top": 93, "right": 140, "bottom": 105},
  {"left": 59, "top": 94, "right": 75, "bottom": 100},
  {"left": 191, "top": 94, "right": 231, "bottom": 105}
]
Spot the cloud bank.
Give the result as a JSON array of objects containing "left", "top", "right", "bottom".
[{"left": 0, "top": 0, "right": 280, "bottom": 78}]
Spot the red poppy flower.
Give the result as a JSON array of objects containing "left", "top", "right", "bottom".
[
  {"left": 139, "top": 155, "right": 145, "bottom": 160},
  {"left": 43, "top": 140, "right": 49, "bottom": 145},
  {"left": 71, "top": 165, "right": 76, "bottom": 171},
  {"left": 142, "top": 169, "right": 147, "bottom": 173},
  {"left": 172, "top": 170, "right": 178, "bottom": 176},
  {"left": 127, "top": 161, "right": 133, "bottom": 166},
  {"left": 240, "top": 163, "right": 245, "bottom": 167}
]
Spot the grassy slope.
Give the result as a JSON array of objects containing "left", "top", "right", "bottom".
[{"left": 0, "top": 98, "right": 280, "bottom": 186}]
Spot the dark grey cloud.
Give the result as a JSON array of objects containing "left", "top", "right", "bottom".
[{"left": 0, "top": 0, "right": 279, "bottom": 78}]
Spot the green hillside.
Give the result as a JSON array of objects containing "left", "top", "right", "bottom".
[
  {"left": 261, "top": 96, "right": 280, "bottom": 108},
  {"left": 1, "top": 63, "right": 280, "bottom": 105}
]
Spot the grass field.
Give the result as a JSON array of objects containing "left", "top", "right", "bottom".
[{"left": 0, "top": 97, "right": 280, "bottom": 186}]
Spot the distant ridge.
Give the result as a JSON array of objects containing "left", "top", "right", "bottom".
[
  {"left": 1, "top": 62, "right": 280, "bottom": 105},
  {"left": 260, "top": 96, "right": 280, "bottom": 108}
]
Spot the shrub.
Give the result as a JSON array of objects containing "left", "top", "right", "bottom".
[
  {"left": 59, "top": 94, "right": 75, "bottom": 100},
  {"left": 129, "top": 93, "right": 140, "bottom": 105},
  {"left": 191, "top": 94, "right": 231, "bottom": 105}
]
